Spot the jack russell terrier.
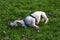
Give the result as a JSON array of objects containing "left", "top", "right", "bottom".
[{"left": 10, "top": 11, "right": 48, "bottom": 32}]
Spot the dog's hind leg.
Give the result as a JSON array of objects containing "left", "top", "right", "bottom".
[
  {"left": 31, "top": 19, "right": 39, "bottom": 32},
  {"left": 42, "top": 12, "right": 48, "bottom": 24}
]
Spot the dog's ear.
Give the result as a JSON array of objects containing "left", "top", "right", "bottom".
[{"left": 16, "top": 22, "right": 22, "bottom": 26}]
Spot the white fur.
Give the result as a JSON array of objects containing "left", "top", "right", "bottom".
[{"left": 10, "top": 11, "right": 48, "bottom": 30}]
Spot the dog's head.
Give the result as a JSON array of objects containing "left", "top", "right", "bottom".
[
  {"left": 10, "top": 22, "right": 17, "bottom": 27},
  {"left": 10, "top": 20, "right": 23, "bottom": 27}
]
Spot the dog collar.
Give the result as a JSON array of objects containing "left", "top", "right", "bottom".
[
  {"left": 23, "top": 20, "right": 28, "bottom": 29},
  {"left": 23, "top": 20, "right": 27, "bottom": 25}
]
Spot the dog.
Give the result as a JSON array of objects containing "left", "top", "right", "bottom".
[{"left": 10, "top": 11, "right": 48, "bottom": 32}]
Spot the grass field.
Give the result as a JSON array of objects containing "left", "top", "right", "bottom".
[{"left": 0, "top": 0, "right": 60, "bottom": 40}]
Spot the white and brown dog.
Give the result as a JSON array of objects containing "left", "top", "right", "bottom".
[{"left": 10, "top": 11, "right": 48, "bottom": 32}]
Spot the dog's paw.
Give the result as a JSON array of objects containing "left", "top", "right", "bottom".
[{"left": 36, "top": 29, "right": 40, "bottom": 32}]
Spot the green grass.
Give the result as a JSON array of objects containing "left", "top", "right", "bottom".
[{"left": 0, "top": 0, "right": 60, "bottom": 40}]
